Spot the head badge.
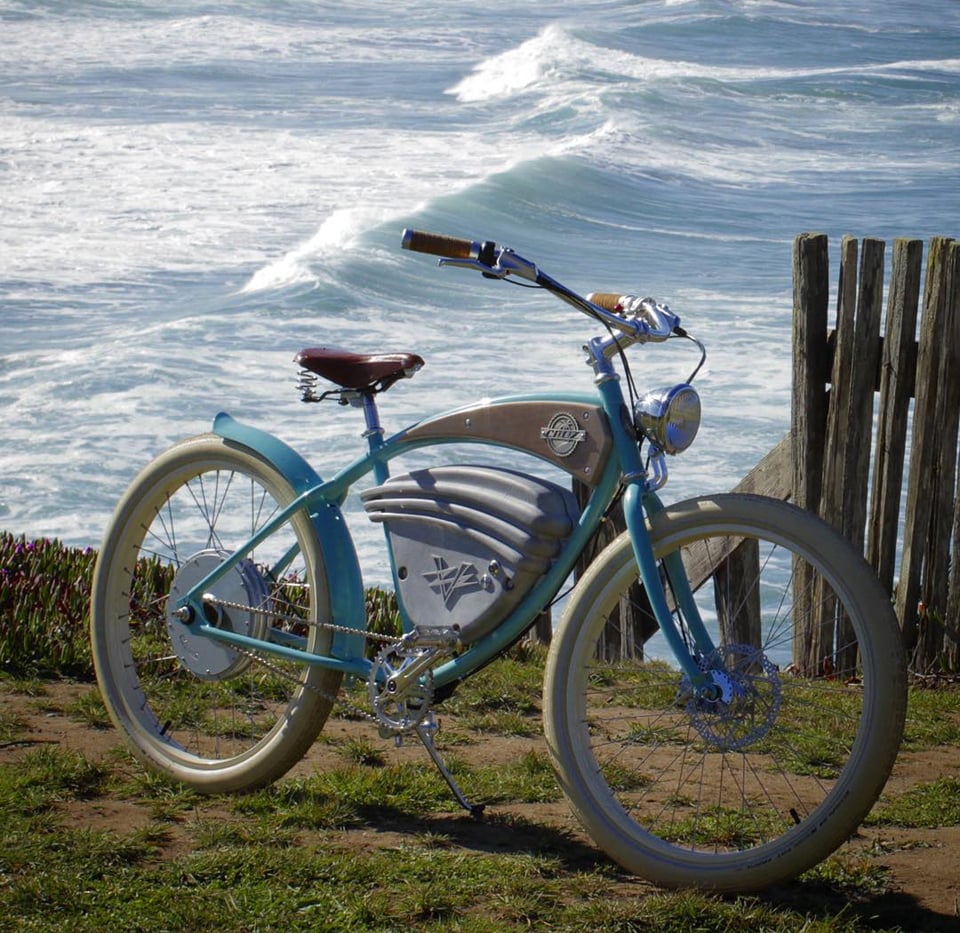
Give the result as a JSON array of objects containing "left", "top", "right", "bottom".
[{"left": 541, "top": 412, "right": 586, "bottom": 458}]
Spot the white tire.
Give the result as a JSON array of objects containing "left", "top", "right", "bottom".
[
  {"left": 543, "top": 494, "right": 906, "bottom": 891},
  {"left": 91, "top": 435, "right": 341, "bottom": 793}
]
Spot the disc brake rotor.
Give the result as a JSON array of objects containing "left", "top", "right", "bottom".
[{"left": 684, "top": 644, "right": 782, "bottom": 751}]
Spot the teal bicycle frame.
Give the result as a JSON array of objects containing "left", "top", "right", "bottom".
[
  {"left": 91, "top": 227, "right": 908, "bottom": 881},
  {"left": 172, "top": 337, "right": 719, "bottom": 694}
]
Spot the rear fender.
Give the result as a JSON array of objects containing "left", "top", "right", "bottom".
[{"left": 213, "top": 412, "right": 365, "bottom": 658}]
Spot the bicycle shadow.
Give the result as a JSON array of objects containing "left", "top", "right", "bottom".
[
  {"left": 760, "top": 881, "right": 960, "bottom": 933},
  {"left": 351, "top": 801, "right": 604, "bottom": 862},
  {"left": 349, "top": 802, "right": 959, "bottom": 932}
]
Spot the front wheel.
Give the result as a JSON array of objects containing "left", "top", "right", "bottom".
[
  {"left": 543, "top": 494, "right": 906, "bottom": 891},
  {"left": 91, "top": 435, "right": 343, "bottom": 793}
]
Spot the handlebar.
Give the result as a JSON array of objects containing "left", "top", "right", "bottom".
[
  {"left": 400, "top": 227, "right": 681, "bottom": 345},
  {"left": 588, "top": 293, "right": 682, "bottom": 341}
]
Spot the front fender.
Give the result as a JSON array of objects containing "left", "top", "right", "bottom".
[{"left": 213, "top": 412, "right": 365, "bottom": 659}]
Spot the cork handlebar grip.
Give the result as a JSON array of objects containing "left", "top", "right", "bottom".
[
  {"left": 401, "top": 228, "right": 478, "bottom": 260},
  {"left": 586, "top": 292, "right": 626, "bottom": 312}
]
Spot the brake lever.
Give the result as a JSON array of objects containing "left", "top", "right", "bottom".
[
  {"left": 439, "top": 248, "right": 539, "bottom": 283},
  {"left": 438, "top": 257, "right": 505, "bottom": 277}
]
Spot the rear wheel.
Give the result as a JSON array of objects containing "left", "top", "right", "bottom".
[
  {"left": 91, "top": 435, "right": 342, "bottom": 793},
  {"left": 543, "top": 493, "right": 906, "bottom": 891}
]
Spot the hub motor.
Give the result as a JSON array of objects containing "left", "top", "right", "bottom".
[{"left": 166, "top": 549, "right": 271, "bottom": 680}]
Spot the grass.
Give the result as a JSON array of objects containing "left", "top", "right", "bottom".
[
  {"left": 869, "top": 776, "right": 960, "bottom": 829},
  {"left": 0, "top": 733, "right": 898, "bottom": 933},
  {"left": 901, "top": 684, "right": 960, "bottom": 746},
  {"left": 3, "top": 668, "right": 955, "bottom": 930},
  {"left": 2, "top": 535, "right": 958, "bottom": 929}
]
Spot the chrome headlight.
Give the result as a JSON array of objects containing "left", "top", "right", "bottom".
[{"left": 634, "top": 384, "right": 701, "bottom": 455}]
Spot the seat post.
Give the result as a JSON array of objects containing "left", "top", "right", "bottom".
[
  {"left": 359, "top": 391, "right": 389, "bottom": 483},
  {"left": 359, "top": 390, "right": 383, "bottom": 439}
]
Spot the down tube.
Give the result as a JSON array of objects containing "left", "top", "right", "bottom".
[{"left": 430, "top": 457, "right": 622, "bottom": 689}]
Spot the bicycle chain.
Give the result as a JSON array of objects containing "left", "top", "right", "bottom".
[
  {"left": 230, "top": 640, "right": 379, "bottom": 723},
  {"left": 210, "top": 595, "right": 397, "bottom": 645}
]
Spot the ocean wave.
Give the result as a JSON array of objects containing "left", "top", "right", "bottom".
[
  {"left": 3, "top": 0, "right": 957, "bottom": 552},
  {"left": 0, "top": 10, "right": 479, "bottom": 73},
  {"left": 450, "top": 21, "right": 960, "bottom": 107},
  {"left": 240, "top": 129, "right": 605, "bottom": 294},
  {"left": 242, "top": 208, "right": 387, "bottom": 293}
]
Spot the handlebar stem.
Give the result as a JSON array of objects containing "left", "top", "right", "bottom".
[{"left": 584, "top": 335, "right": 628, "bottom": 377}]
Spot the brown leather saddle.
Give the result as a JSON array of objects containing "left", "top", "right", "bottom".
[{"left": 294, "top": 347, "right": 424, "bottom": 393}]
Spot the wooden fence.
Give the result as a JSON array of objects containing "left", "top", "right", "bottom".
[
  {"left": 734, "top": 233, "right": 960, "bottom": 670},
  {"left": 790, "top": 233, "right": 960, "bottom": 672}
]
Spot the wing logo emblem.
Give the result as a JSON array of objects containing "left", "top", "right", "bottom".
[{"left": 423, "top": 556, "right": 480, "bottom": 607}]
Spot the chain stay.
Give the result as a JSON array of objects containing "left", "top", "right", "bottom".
[{"left": 204, "top": 595, "right": 449, "bottom": 730}]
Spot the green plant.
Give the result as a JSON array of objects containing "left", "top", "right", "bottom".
[
  {"left": 0, "top": 745, "right": 107, "bottom": 816},
  {"left": 365, "top": 586, "right": 402, "bottom": 646},
  {"left": 67, "top": 687, "right": 111, "bottom": 728},
  {"left": 0, "top": 533, "right": 404, "bottom": 680},
  {"left": 336, "top": 735, "right": 387, "bottom": 767},
  {"left": 0, "top": 706, "right": 26, "bottom": 744},
  {"left": 0, "top": 533, "right": 97, "bottom": 677}
]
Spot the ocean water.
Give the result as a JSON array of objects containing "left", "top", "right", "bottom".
[{"left": 2, "top": 0, "right": 958, "bottom": 585}]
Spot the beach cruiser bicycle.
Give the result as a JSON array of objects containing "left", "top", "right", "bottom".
[{"left": 91, "top": 229, "right": 906, "bottom": 891}]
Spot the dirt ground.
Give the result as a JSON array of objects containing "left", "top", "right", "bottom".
[{"left": 3, "top": 680, "right": 960, "bottom": 931}]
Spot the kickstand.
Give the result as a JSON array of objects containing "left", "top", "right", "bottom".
[{"left": 413, "top": 716, "right": 486, "bottom": 820}]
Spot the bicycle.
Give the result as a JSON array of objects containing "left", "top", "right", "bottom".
[{"left": 90, "top": 228, "right": 907, "bottom": 891}]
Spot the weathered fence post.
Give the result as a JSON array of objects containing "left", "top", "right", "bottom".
[
  {"left": 526, "top": 607, "right": 553, "bottom": 646},
  {"left": 866, "top": 238, "right": 923, "bottom": 596},
  {"left": 949, "top": 467, "right": 960, "bottom": 670},
  {"left": 572, "top": 485, "right": 659, "bottom": 660},
  {"left": 791, "top": 233, "right": 830, "bottom": 673},
  {"left": 920, "top": 241, "right": 960, "bottom": 669},
  {"left": 895, "top": 238, "right": 960, "bottom": 666},
  {"left": 817, "top": 237, "right": 886, "bottom": 671},
  {"left": 791, "top": 233, "right": 831, "bottom": 516}
]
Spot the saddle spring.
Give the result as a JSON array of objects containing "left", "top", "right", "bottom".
[{"left": 297, "top": 369, "right": 324, "bottom": 403}]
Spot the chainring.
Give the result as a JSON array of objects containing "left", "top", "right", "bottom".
[{"left": 367, "top": 643, "right": 435, "bottom": 734}]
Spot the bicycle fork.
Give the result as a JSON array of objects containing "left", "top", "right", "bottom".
[
  {"left": 591, "top": 361, "right": 721, "bottom": 699},
  {"left": 623, "top": 482, "right": 728, "bottom": 700}
]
